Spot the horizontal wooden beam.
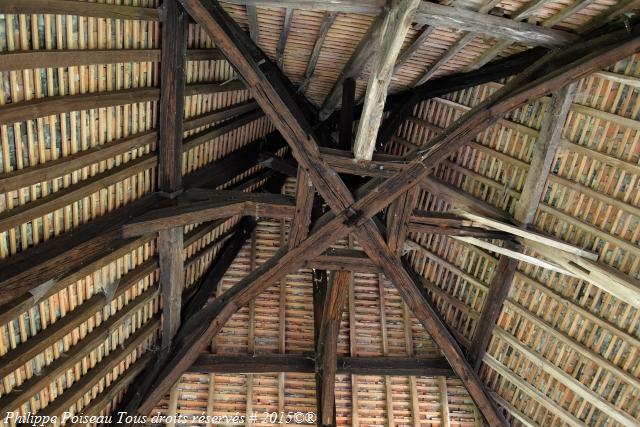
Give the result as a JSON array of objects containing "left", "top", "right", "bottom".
[
  {"left": 0, "top": 0, "right": 162, "bottom": 20},
  {"left": 223, "top": 0, "right": 383, "bottom": 14},
  {"left": 0, "top": 101, "right": 259, "bottom": 193},
  {"left": 122, "top": 191, "right": 296, "bottom": 236},
  {"left": 413, "top": 2, "right": 577, "bottom": 48},
  {"left": 0, "top": 82, "right": 245, "bottom": 126},
  {"left": 188, "top": 354, "right": 454, "bottom": 377},
  {"left": 0, "top": 154, "right": 158, "bottom": 234},
  {"left": 0, "top": 49, "right": 223, "bottom": 72},
  {"left": 0, "top": 135, "right": 279, "bottom": 311},
  {"left": 306, "top": 248, "right": 379, "bottom": 273},
  {"left": 408, "top": 211, "right": 513, "bottom": 239}
]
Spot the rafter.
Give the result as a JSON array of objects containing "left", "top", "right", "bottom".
[
  {"left": 413, "top": 0, "right": 500, "bottom": 86},
  {"left": 376, "top": 47, "right": 543, "bottom": 151},
  {"left": 353, "top": 0, "right": 421, "bottom": 160},
  {"left": 276, "top": 7, "right": 294, "bottom": 68},
  {"left": 514, "top": 83, "right": 577, "bottom": 224},
  {"left": 319, "top": 12, "right": 388, "bottom": 120},
  {"left": 299, "top": 12, "right": 337, "bottom": 93},
  {"left": 414, "top": 2, "right": 577, "bottom": 48},
  {"left": 466, "top": 240, "right": 520, "bottom": 370}
]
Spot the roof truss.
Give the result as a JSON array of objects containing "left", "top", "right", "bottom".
[{"left": 115, "top": 2, "right": 640, "bottom": 426}]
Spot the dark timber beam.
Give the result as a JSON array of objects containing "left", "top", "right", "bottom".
[
  {"left": 157, "top": 0, "right": 187, "bottom": 349},
  {"left": 307, "top": 248, "right": 380, "bottom": 273},
  {"left": 122, "top": 191, "right": 296, "bottom": 236},
  {"left": 317, "top": 271, "right": 350, "bottom": 426},
  {"left": 188, "top": 354, "right": 454, "bottom": 376},
  {"left": 413, "top": 2, "right": 577, "bottom": 48},
  {"left": 338, "top": 78, "right": 356, "bottom": 151},
  {"left": 299, "top": 12, "right": 337, "bottom": 93},
  {"left": 466, "top": 241, "right": 521, "bottom": 371},
  {"left": 0, "top": 0, "right": 162, "bottom": 20},
  {"left": 148, "top": 0, "right": 509, "bottom": 416},
  {"left": 276, "top": 8, "right": 294, "bottom": 68},
  {"left": 352, "top": 0, "right": 420, "bottom": 160},
  {"left": 386, "top": 188, "right": 418, "bottom": 256},
  {"left": 182, "top": 217, "right": 257, "bottom": 320},
  {"left": 289, "top": 168, "right": 316, "bottom": 248}
]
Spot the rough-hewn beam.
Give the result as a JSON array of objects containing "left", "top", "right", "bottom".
[
  {"left": 289, "top": 168, "right": 316, "bottom": 248},
  {"left": 0, "top": 49, "right": 222, "bottom": 72},
  {"left": 276, "top": 8, "right": 294, "bottom": 68},
  {"left": 319, "top": 12, "right": 387, "bottom": 120},
  {"left": 158, "top": 0, "right": 187, "bottom": 349},
  {"left": 307, "top": 248, "right": 379, "bottom": 273},
  {"left": 317, "top": 271, "right": 350, "bottom": 426},
  {"left": 414, "top": 2, "right": 577, "bottom": 48},
  {"left": 514, "top": 83, "right": 577, "bottom": 224},
  {"left": 466, "top": 241, "right": 520, "bottom": 370},
  {"left": 122, "top": 192, "right": 296, "bottom": 236},
  {"left": 338, "top": 78, "right": 356, "bottom": 151},
  {"left": 386, "top": 188, "right": 418, "bottom": 256},
  {"left": 0, "top": 0, "right": 162, "bottom": 20},
  {"left": 300, "top": 12, "right": 337, "bottom": 93},
  {"left": 352, "top": 0, "right": 420, "bottom": 160},
  {"left": 188, "top": 354, "right": 454, "bottom": 376}
]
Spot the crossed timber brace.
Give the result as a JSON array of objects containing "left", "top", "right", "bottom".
[{"left": 124, "top": 1, "right": 640, "bottom": 425}]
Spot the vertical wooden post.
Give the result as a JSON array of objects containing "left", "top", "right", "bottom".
[
  {"left": 338, "top": 78, "right": 356, "bottom": 151},
  {"left": 158, "top": 0, "right": 187, "bottom": 349},
  {"left": 317, "top": 271, "right": 350, "bottom": 427},
  {"left": 159, "top": 0, "right": 186, "bottom": 194}
]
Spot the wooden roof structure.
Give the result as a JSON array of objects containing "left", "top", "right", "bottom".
[{"left": 0, "top": 0, "right": 639, "bottom": 426}]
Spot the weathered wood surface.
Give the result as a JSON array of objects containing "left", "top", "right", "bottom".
[
  {"left": 0, "top": 0, "right": 162, "bottom": 20},
  {"left": 122, "top": 192, "right": 296, "bottom": 236},
  {"left": 0, "top": 49, "right": 222, "bottom": 72},
  {"left": 299, "top": 12, "right": 337, "bottom": 93},
  {"left": 317, "top": 271, "right": 350, "bottom": 426},
  {"left": 353, "top": 0, "right": 420, "bottom": 160},
  {"left": 513, "top": 83, "right": 577, "bottom": 224},
  {"left": 466, "top": 241, "right": 520, "bottom": 371},
  {"left": 414, "top": 2, "right": 577, "bottom": 48},
  {"left": 319, "top": 12, "right": 388, "bottom": 120}
]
